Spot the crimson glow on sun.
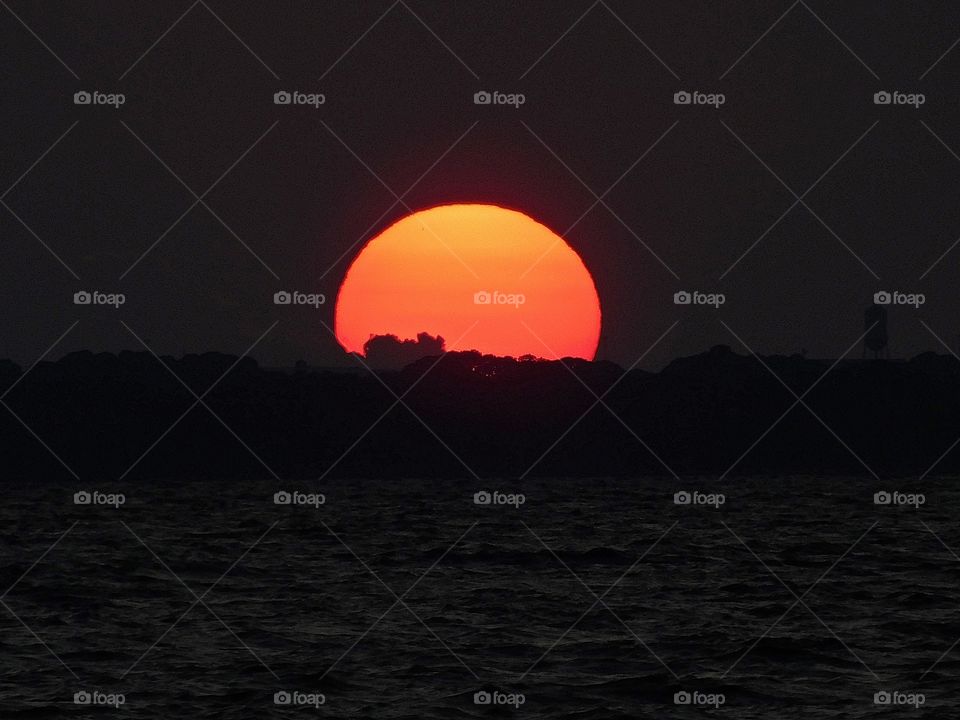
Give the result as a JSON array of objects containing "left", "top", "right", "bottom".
[{"left": 334, "top": 204, "right": 601, "bottom": 360}]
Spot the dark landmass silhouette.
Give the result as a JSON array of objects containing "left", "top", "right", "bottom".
[
  {"left": 2, "top": 344, "right": 958, "bottom": 481},
  {"left": 362, "top": 332, "right": 445, "bottom": 370}
]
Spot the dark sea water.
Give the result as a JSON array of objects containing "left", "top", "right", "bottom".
[{"left": 1, "top": 476, "right": 958, "bottom": 718}]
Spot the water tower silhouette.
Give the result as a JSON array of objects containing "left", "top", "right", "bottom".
[{"left": 863, "top": 303, "right": 889, "bottom": 359}]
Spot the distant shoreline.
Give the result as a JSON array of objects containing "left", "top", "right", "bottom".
[{"left": 2, "top": 345, "right": 958, "bottom": 481}]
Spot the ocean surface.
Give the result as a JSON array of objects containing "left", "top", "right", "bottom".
[{"left": 0, "top": 476, "right": 957, "bottom": 718}]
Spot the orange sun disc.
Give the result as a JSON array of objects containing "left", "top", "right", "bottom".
[{"left": 334, "top": 204, "right": 601, "bottom": 360}]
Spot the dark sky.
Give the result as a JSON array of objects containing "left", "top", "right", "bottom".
[{"left": 2, "top": 0, "right": 960, "bottom": 369}]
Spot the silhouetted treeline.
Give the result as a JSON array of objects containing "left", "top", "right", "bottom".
[
  {"left": 363, "top": 332, "right": 444, "bottom": 370},
  {"left": 2, "top": 345, "right": 958, "bottom": 481}
]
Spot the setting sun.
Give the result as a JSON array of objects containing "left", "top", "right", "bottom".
[{"left": 334, "top": 204, "right": 601, "bottom": 359}]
